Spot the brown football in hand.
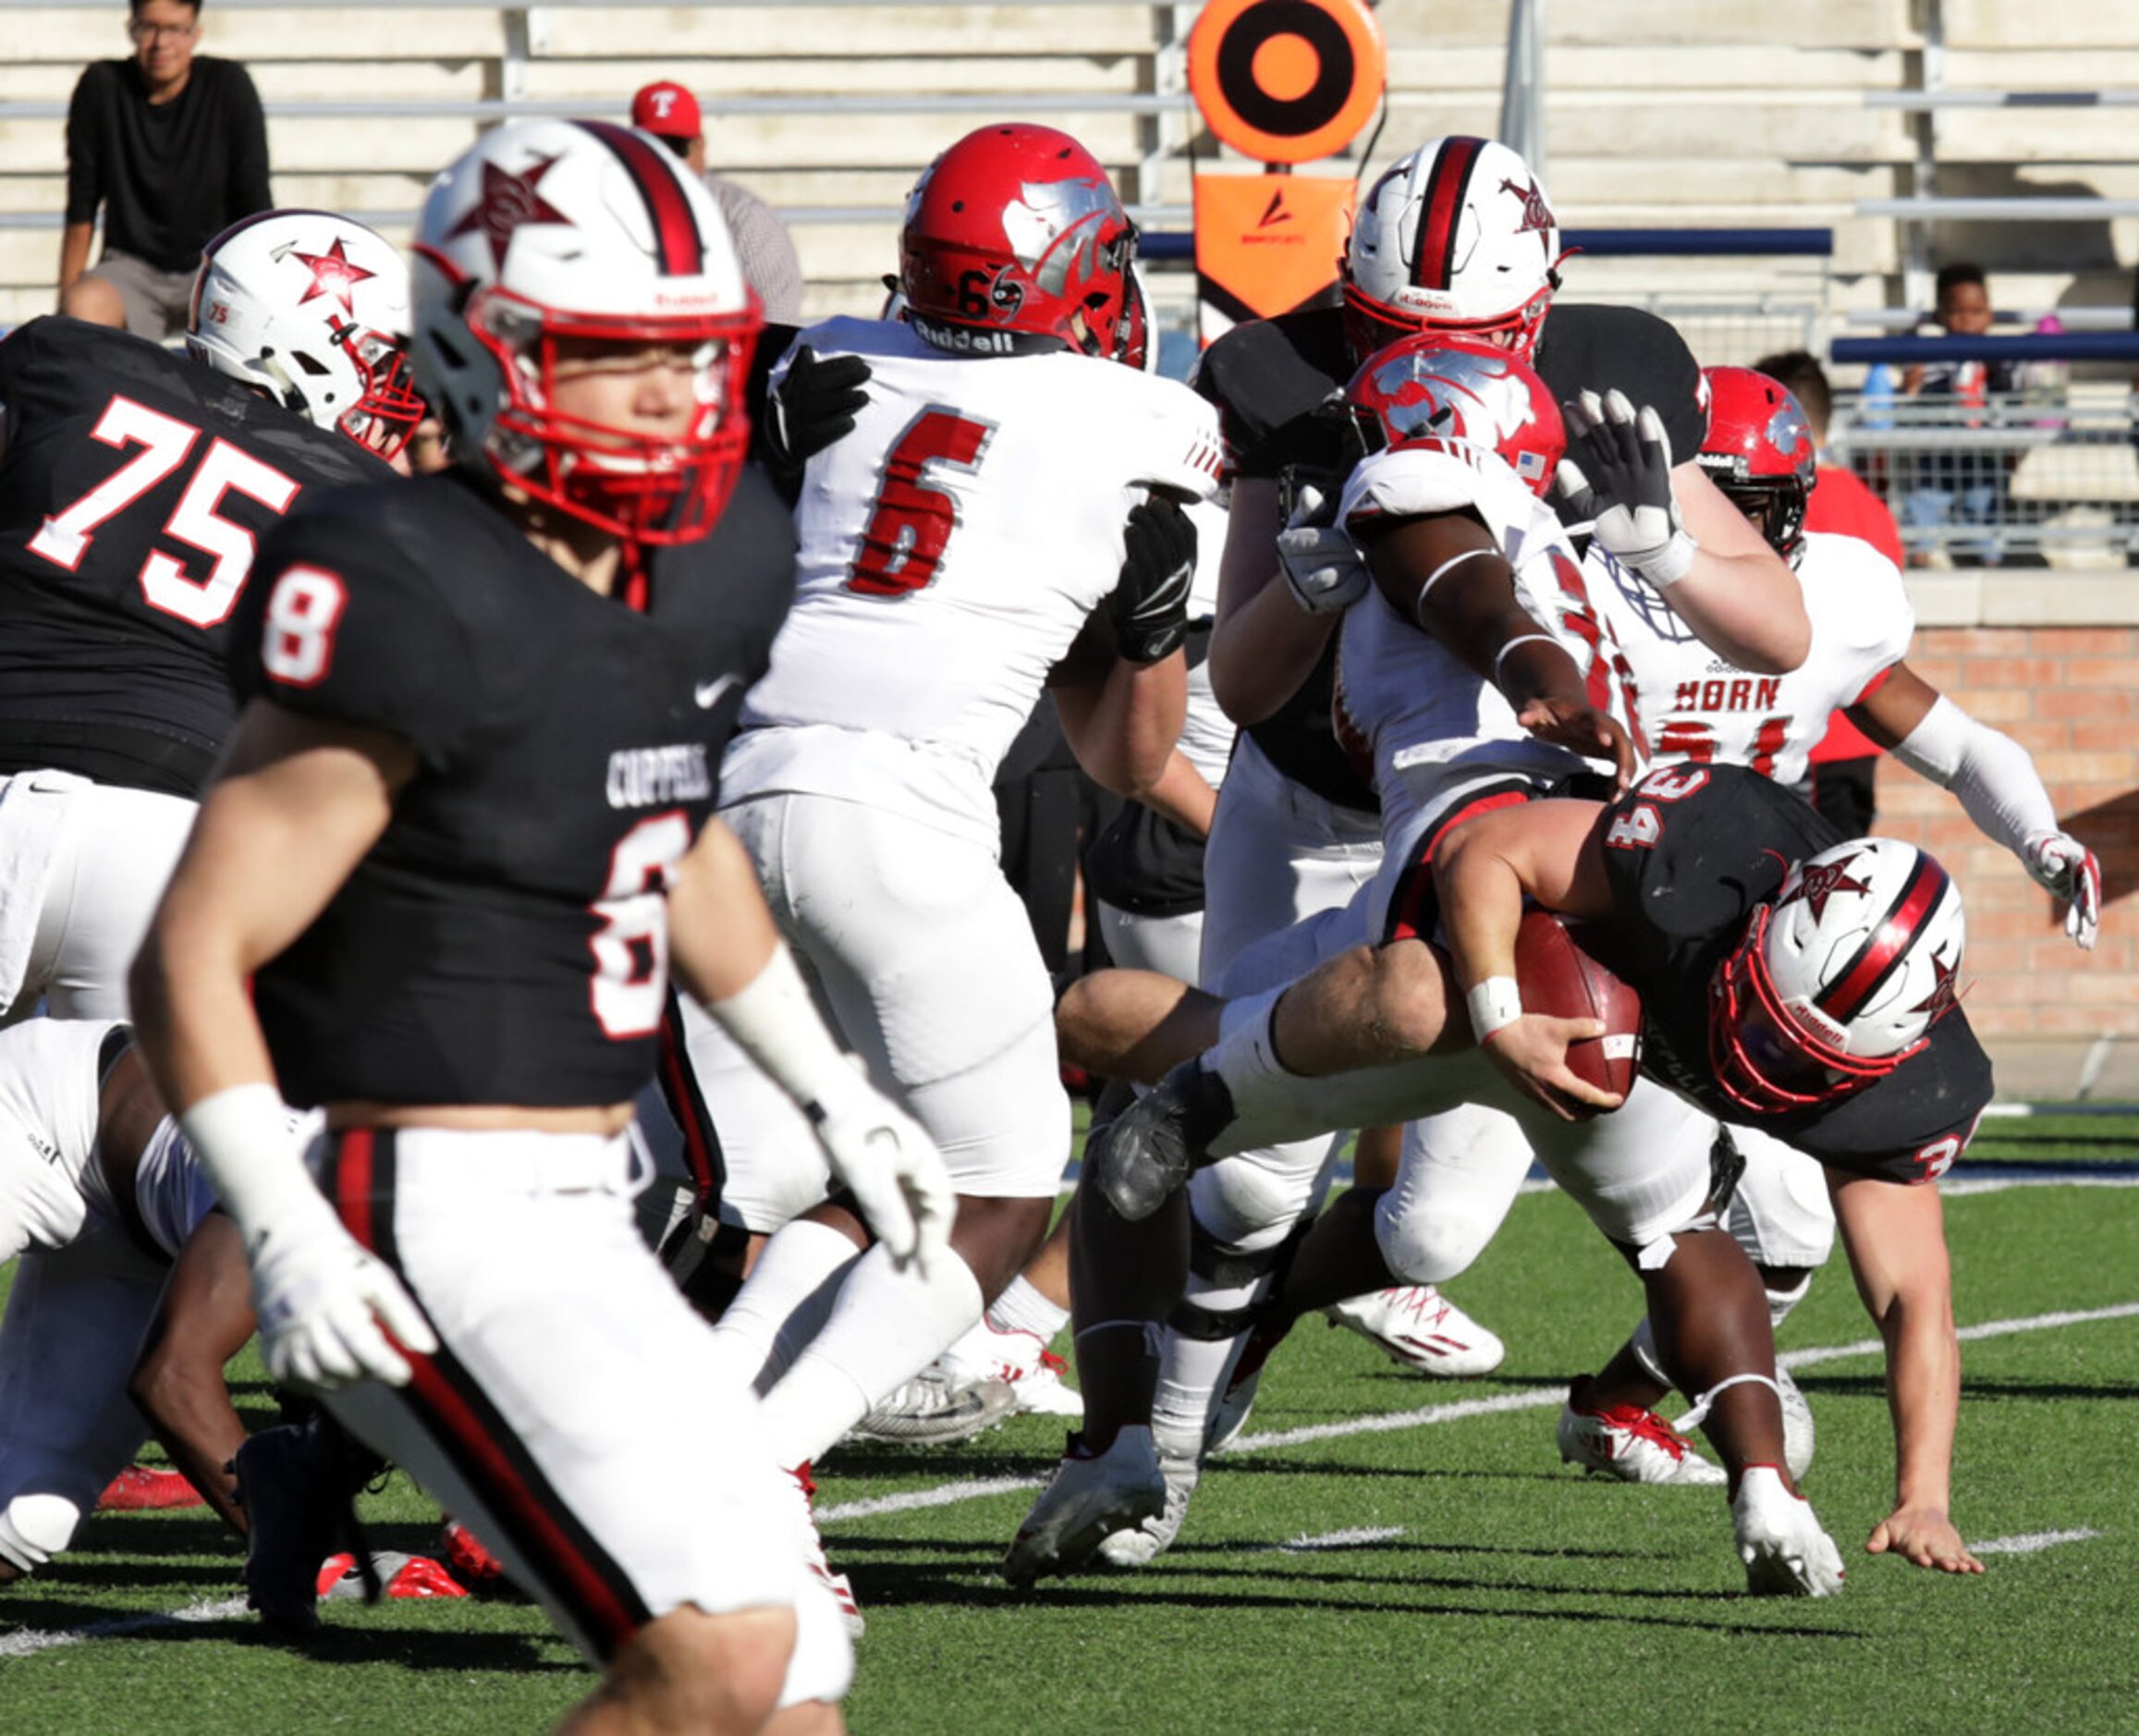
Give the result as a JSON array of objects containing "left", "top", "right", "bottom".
[{"left": 1511, "top": 909, "right": 1644, "bottom": 1106}]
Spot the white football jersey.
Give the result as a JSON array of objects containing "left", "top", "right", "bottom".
[
  {"left": 1178, "top": 495, "right": 1235, "bottom": 792},
  {"left": 1335, "top": 440, "right": 1643, "bottom": 847},
  {"left": 1596, "top": 530, "right": 1913, "bottom": 788},
  {"left": 728, "top": 317, "right": 1223, "bottom": 840}
]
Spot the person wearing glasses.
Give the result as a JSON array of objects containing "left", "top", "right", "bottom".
[{"left": 60, "top": 0, "right": 271, "bottom": 340}]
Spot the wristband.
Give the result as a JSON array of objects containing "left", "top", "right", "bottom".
[
  {"left": 703, "top": 941, "right": 870, "bottom": 1120},
  {"left": 1412, "top": 546, "right": 1493, "bottom": 622},
  {"left": 1630, "top": 530, "right": 1698, "bottom": 589},
  {"left": 1466, "top": 976, "right": 1522, "bottom": 1043},
  {"left": 1491, "top": 634, "right": 1559, "bottom": 679},
  {"left": 176, "top": 1082, "right": 318, "bottom": 1246}
]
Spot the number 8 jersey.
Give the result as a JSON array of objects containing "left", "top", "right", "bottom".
[{"left": 727, "top": 317, "right": 1222, "bottom": 842}]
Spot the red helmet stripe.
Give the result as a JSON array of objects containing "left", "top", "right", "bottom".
[
  {"left": 1413, "top": 136, "right": 1485, "bottom": 292},
  {"left": 574, "top": 119, "right": 704, "bottom": 276},
  {"left": 1817, "top": 853, "right": 1950, "bottom": 1022}
]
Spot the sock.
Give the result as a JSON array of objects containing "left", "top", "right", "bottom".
[
  {"left": 1766, "top": 1275, "right": 1814, "bottom": 1331},
  {"left": 1152, "top": 1211, "right": 1299, "bottom": 1459},
  {"left": 1629, "top": 1315, "right": 1672, "bottom": 1388},
  {"left": 989, "top": 1275, "right": 1070, "bottom": 1345},
  {"left": 705, "top": 1218, "right": 864, "bottom": 1397},
  {"left": 757, "top": 1243, "right": 986, "bottom": 1469}
]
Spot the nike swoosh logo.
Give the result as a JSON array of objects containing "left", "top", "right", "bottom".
[{"left": 694, "top": 676, "right": 740, "bottom": 709}]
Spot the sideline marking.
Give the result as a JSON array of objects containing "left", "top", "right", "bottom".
[
  {"left": 1968, "top": 1527, "right": 2102, "bottom": 1556},
  {"left": 1270, "top": 1524, "right": 1406, "bottom": 1554},
  {"left": 0, "top": 1595, "right": 247, "bottom": 1660}
]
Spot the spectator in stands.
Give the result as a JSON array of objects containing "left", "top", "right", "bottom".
[
  {"left": 630, "top": 79, "right": 805, "bottom": 324},
  {"left": 1755, "top": 348, "right": 1906, "bottom": 835},
  {"left": 59, "top": 0, "right": 271, "bottom": 339},
  {"left": 1892, "top": 262, "right": 2022, "bottom": 567}
]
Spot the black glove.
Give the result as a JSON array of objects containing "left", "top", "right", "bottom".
[
  {"left": 1107, "top": 495, "right": 1197, "bottom": 665},
  {"left": 761, "top": 345, "right": 871, "bottom": 483},
  {"left": 1552, "top": 388, "right": 1696, "bottom": 585}
]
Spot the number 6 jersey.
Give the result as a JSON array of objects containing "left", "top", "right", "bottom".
[
  {"left": 228, "top": 466, "right": 797, "bottom": 1110},
  {"left": 725, "top": 317, "right": 1223, "bottom": 844},
  {"left": 0, "top": 317, "right": 390, "bottom": 797}
]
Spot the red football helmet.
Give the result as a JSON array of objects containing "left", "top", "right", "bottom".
[
  {"left": 1342, "top": 136, "right": 1565, "bottom": 364},
  {"left": 1710, "top": 837, "right": 1966, "bottom": 1114},
  {"left": 1695, "top": 366, "right": 1817, "bottom": 560},
  {"left": 1345, "top": 332, "right": 1566, "bottom": 496},
  {"left": 899, "top": 124, "right": 1137, "bottom": 360}
]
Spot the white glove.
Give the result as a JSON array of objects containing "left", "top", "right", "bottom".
[
  {"left": 2024, "top": 831, "right": 2101, "bottom": 950},
  {"left": 248, "top": 1190, "right": 440, "bottom": 1392},
  {"left": 811, "top": 1083, "right": 957, "bottom": 1278},
  {"left": 1554, "top": 388, "right": 1698, "bottom": 587},
  {"left": 1275, "top": 483, "right": 1371, "bottom": 615}
]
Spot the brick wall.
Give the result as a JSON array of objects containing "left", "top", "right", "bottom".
[{"left": 1869, "top": 621, "right": 2139, "bottom": 1095}]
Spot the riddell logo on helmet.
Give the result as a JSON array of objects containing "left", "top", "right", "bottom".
[{"left": 908, "top": 313, "right": 1019, "bottom": 355}]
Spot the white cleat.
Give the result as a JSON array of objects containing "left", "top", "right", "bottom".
[
  {"left": 1095, "top": 1447, "right": 1200, "bottom": 1569},
  {"left": 1557, "top": 1375, "right": 1729, "bottom": 1486},
  {"left": 779, "top": 1463, "right": 864, "bottom": 1638},
  {"left": 941, "top": 1325, "right": 1083, "bottom": 1419},
  {"left": 1325, "top": 1285, "right": 1507, "bottom": 1378},
  {"left": 846, "top": 1365, "right": 1019, "bottom": 1447},
  {"left": 1003, "top": 1427, "right": 1164, "bottom": 1587},
  {"left": 1732, "top": 1464, "right": 1846, "bottom": 1597},
  {"left": 1777, "top": 1364, "right": 1815, "bottom": 1482}
]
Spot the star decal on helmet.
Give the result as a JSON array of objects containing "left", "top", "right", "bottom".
[
  {"left": 448, "top": 153, "right": 568, "bottom": 274},
  {"left": 1498, "top": 176, "right": 1556, "bottom": 237},
  {"left": 287, "top": 237, "right": 376, "bottom": 317},
  {"left": 1783, "top": 852, "right": 1872, "bottom": 920},
  {"left": 1910, "top": 946, "right": 1961, "bottom": 1021}
]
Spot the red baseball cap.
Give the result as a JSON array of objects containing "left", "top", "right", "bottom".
[{"left": 631, "top": 81, "right": 701, "bottom": 141}]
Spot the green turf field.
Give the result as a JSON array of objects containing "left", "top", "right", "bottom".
[{"left": 4, "top": 1159, "right": 2134, "bottom": 1734}]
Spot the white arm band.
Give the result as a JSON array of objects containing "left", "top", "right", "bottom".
[
  {"left": 1888, "top": 693, "right": 2059, "bottom": 862},
  {"left": 176, "top": 1082, "right": 321, "bottom": 1248},
  {"left": 1466, "top": 976, "right": 1523, "bottom": 1043},
  {"left": 703, "top": 941, "right": 871, "bottom": 1121}
]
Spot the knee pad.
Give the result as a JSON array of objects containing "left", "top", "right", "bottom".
[
  {"left": 1186, "top": 1141, "right": 1324, "bottom": 1250},
  {"left": 1373, "top": 1189, "right": 1495, "bottom": 1287},
  {"left": 0, "top": 1492, "right": 81, "bottom": 1574}
]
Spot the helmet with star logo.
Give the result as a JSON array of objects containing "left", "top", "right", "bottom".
[
  {"left": 1710, "top": 837, "right": 1967, "bottom": 1114},
  {"left": 187, "top": 209, "right": 423, "bottom": 461},
  {"left": 411, "top": 117, "right": 761, "bottom": 544},
  {"left": 1342, "top": 136, "right": 1566, "bottom": 364}
]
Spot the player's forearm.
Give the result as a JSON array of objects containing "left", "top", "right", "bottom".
[
  {"left": 1661, "top": 544, "right": 1810, "bottom": 675},
  {"left": 1057, "top": 655, "right": 1186, "bottom": 800},
  {"left": 1878, "top": 1279, "right": 1962, "bottom": 1515},
  {"left": 56, "top": 222, "right": 93, "bottom": 296},
  {"left": 1888, "top": 695, "right": 2059, "bottom": 863},
  {"left": 1134, "top": 748, "right": 1218, "bottom": 838},
  {"left": 129, "top": 920, "right": 278, "bottom": 1117},
  {"left": 129, "top": 1355, "right": 249, "bottom": 1534},
  {"left": 1208, "top": 575, "right": 1334, "bottom": 726},
  {"left": 1431, "top": 827, "right": 1527, "bottom": 997}
]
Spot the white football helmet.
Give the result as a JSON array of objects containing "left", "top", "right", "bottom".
[
  {"left": 188, "top": 210, "right": 422, "bottom": 462},
  {"left": 1343, "top": 136, "right": 1564, "bottom": 362},
  {"left": 1711, "top": 837, "right": 1966, "bottom": 1113},
  {"left": 411, "top": 117, "right": 761, "bottom": 544}
]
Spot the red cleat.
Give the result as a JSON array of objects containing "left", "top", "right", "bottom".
[
  {"left": 437, "top": 1518, "right": 508, "bottom": 1591},
  {"left": 98, "top": 1466, "right": 206, "bottom": 1511},
  {"left": 316, "top": 1551, "right": 469, "bottom": 1601}
]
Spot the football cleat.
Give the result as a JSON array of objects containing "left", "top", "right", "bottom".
[
  {"left": 1732, "top": 1465, "right": 1846, "bottom": 1596},
  {"left": 1325, "top": 1285, "right": 1508, "bottom": 1378},
  {"left": 98, "top": 1465, "right": 206, "bottom": 1511},
  {"left": 317, "top": 1551, "right": 469, "bottom": 1602},
  {"left": 780, "top": 1462, "right": 864, "bottom": 1639},
  {"left": 1094, "top": 1445, "right": 1199, "bottom": 1569},
  {"left": 232, "top": 1425, "right": 349, "bottom": 1635},
  {"left": 1557, "top": 1375, "right": 1728, "bottom": 1486},
  {"left": 941, "top": 1324, "right": 1084, "bottom": 1419},
  {"left": 1777, "top": 1364, "right": 1815, "bottom": 1482},
  {"left": 1003, "top": 1427, "right": 1165, "bottom": 1587},
  {"left": 438, "top": 1518, "right": 510, "bottom": 1593},
  {"left": 846, "top": 1365, "right": 1019, "bottom": 1446},
  {"left": 1204, "top": 1314, "right": 1294, "bottom": 1456}
]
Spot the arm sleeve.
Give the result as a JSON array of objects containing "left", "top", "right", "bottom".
[
  {"left": 1132, "top": 382, "right": 1225, "bottom": 503},
  {"left": 226, "top": 66, "right": 272, "bottom": 216},
  {"left": 64, "top": 67, "right": 104, "bottom": 224},
  {"left": 1888, "top": 694, "right": 2060, "bottom": 862}
]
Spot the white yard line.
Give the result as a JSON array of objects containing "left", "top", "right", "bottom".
[
  {"left": 1267, "top": 1524, "right": 1407, "bottom": 1554},
  {"left": 1967, "top": 1528, "right": 2103, "bottom": 1556},
  {"left": 0, "top": 1595, "right": 247, "bottom": 1660},
  {"left": 819, "top": 1475, "right": 1045, "bottom": 1524}
]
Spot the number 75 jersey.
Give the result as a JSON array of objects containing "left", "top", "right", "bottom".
[{"left": 738, "top": 318, "right": 1222, "bottom": 785}]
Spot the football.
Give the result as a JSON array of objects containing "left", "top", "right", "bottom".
[{"left": 1512, "top": 909, "right": 1644, "bottom": 1107}]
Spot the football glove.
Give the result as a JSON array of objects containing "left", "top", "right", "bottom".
[
  {"left": 1275, "top": 483, "right": 1372, "bottom": 616},
  {"left": 247, "top": 1190, "right": 437, "bottom": 1392},
  {"left": 811, "top": 1089, "right": 957, "bottom": 1279},
  {"left": 1554, "top": 388, "right": 1698, "bottom": 587},
  {"left": 2024, "top": 831, "right": 2101, "bottom": 950},
  {"left": 1108, "top": 495, "right": 1197, "bottom": 665},
  {"left": 763, "top": 345, "right": 872, "bottom": 482}
]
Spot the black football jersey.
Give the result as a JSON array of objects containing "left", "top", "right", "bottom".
[
  {"left": 230, "top": 466, "right": 794, "bottom": 1109},
  {"left": 1583, "top": 764, "right": 1992, "bottom": 1183},
  {"left": 0, "top": 316, "right": 391, "bottom": 797}
]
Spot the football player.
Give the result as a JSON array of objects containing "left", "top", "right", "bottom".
[
  {"left": 0, "top": 210, "right": 417, "bottom": 1025},
  {"left": 660, "top": 125, "right": 1220, "bottom": 1597},
  {"left": 130, "top": 119, "right": 955, "bottom": 1733}
]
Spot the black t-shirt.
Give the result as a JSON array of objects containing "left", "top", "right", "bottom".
[
  {"left": 65, "top": 58, "right": 271, "bottom": 272},
  {"left": 232, "top": 467, "right": 794, "bottom": 1110},
  {"left": 0, "top": 316, "right": 391, "bottom": 795},
  {"left": 1533, "top": 301, "right": 1709, "bottom": 498},
  {"left": 1584, "top": 764, "right": 1992, "bottom": 1182}
]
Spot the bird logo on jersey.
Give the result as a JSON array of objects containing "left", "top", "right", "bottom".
[
  {"left": 286, "top": 237, "right": 377, "bottom": 317},
  {"left": 1779, "top": 851, "right": 1872, "bottom": 921},
  {"left": 447, "top": 153, "right": 569, "bottom": 274}
]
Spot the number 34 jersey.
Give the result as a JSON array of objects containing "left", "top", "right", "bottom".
[
  {"left": 727, "top": 317, "right": 1223, "bottom": 841},
  {"left": 0, "top": 316, "right": 389, "bottom": 796},
  {"left": 228, "top": 468, "right": 796, "bottom": 1111}
]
